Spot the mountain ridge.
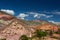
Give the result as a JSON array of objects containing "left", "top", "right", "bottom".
[{"left": 0, "top": 11, "right": 59, "bottom": 40}]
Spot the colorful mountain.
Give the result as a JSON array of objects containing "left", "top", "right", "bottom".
[{"left": 0, "top": 11, "right": 59, "bottom": 40}]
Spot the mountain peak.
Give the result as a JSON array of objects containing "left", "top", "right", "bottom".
[{"left": 0, "top": 11, "right": 14, "bottom": 20}]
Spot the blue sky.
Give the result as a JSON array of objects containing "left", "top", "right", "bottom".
[{"left": 0, "top": 0, "right": 60, "bottom": 22}]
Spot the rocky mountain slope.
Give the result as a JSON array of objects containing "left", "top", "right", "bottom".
[{"left": 0, "top": 11, "right": 59, "bottom": 40}]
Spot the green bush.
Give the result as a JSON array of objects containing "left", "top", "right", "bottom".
[
  {"left": 34, "top": 30, "right": 47, "bottom": 39},
  {"left": 19, "top": 35, "right": 29, "bottom": 40}
]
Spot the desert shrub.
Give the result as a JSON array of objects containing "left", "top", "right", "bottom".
[
  {"left": 19, "top": 35, "right": 29, "bottom": 40},
  {"left": 34, "top": 30, "right": 47, "bottom": 40},
  {"left": 0, "top": 38, "right": 6, "bottom": 40}
]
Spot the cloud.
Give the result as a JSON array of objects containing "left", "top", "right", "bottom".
[
  {"left": 29, "top": 12, "right": 53, "bottom": 18},
  {"left": 48, "top": 20, "right": 55, "bottom": 23},
  {"left": 17, "top": 12, "right": 53, "bottom": 20},
  {"left": 45, "top": 15, "right": 53, "bottom": 18},
  {"left": 44, "top": 11, "right": 60, "bottom": 15},
  {"left": 34, "top": 14, "right": 45, "bottom": 18},
  {"left": 17, "top": 13, "right": 29, "bottom": 20},
  {"left": 48, "top": 20, "right": 60, "bottom": 25},
  {"left": 34, "top": 14, "right": 39, "bottom": 18},
  {"left": 1, "top": 9, "right": 14, "bottom": 15},
  {"left": 53, "top": 12, "right": 60, "bottom": 15}
]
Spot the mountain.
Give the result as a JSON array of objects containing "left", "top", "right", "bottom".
[{"left": 0, "top": 11, "right": 59, "bottom": 40}]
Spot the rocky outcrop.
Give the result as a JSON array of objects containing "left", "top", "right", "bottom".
[{"left": 0, "top": 11, "right": 59, "bottom": 40}]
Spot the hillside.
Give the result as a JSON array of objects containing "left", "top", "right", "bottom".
[{"left": 0, "top": 11, "right": 60, "bottom": 40}]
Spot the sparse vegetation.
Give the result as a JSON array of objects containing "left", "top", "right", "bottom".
[
  {"left": 34, "top": 30, "right": 47, "bottom": 40},
  {"left": 19, "top": 29, "right": 60, "bottom": 40},
  {"left": 49, "top": 30, "right": 53, "bottom": 36},
  {"left": 0, "top": 38, "right": 6, "bottom": 40},
  {"left": 55, "top": 28, "right": 60, "bottom": 34},
  {"left": 19, "top": 30, "right": 48, "bottom": 40},
  {"left": 19, "top": 35, "right": 29, "bottom": 40}
]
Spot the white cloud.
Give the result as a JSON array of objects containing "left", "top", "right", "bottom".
[
  {"left": 48, "top": 20, "right": 55, "bottom": 23},
  {"left": 53, "top": 12, "right": 60, "bottom": 15},
  {"left": 45, "top": 15, "right": 53, "bottom": 18},
  {"left": 1, "top": 9, "right": 14, "bottom": 15},
  {"left": 17, "top": 12, "right": 53, "bottom": 20},
  {"left": 44, "top": 11, "right": 60, "bottom": 15},
  {"left": 28, "top": 12, "right": 53, "bottom": 18},
  {"left": 34, "top": 14, "right": 45, "bottom": 18},
  {"left": 17, "top": 13, "right": 29, "bottom": 20},
  {"left": 28, "top": 12, "right": 38, "bottom": 14},
  {"left": 34, "top": 14, "right": 39, "bottom": 18},
  {"left": 48, "top": 20, "right": 60, "bottom": 25}
]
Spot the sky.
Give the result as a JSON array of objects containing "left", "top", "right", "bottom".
[{"left": 0, "top": 0, "right": 60, "bottom": 22}]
